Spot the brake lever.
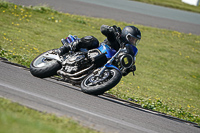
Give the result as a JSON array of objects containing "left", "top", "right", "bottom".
[{"left": 132, "top": 71, "right": 135, "bottom": 76}]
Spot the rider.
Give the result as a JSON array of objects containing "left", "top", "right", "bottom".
[
  {"left": 56, "top": 25, "right": 141, "bottom": 75},
  {"left": 119, "top": 25, "right": 141, "bottom": 75}
]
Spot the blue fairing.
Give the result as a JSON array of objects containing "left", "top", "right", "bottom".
[
  {"left": 105, "top": 63, "right": 119, "bottom": 70},
  {"left": 97, "top": 43, "right": 116, "bottom": 58},
  {"left": 126, "top": 44, "right": 138, "bottom": 57}
]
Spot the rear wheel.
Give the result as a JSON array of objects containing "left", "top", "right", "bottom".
[
  {"left": 30, "top": 49, "right": 61, "bottom": 78},
  {"left": 81, "top": 68, "right": 122, "bottom": 95}
]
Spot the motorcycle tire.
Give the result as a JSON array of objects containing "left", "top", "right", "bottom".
[
  {"left": 81, "top": 68, "right": 122, "bottom": 95},
  {"left": 30, "top": 49, "right": 62, "bottom": 78}
]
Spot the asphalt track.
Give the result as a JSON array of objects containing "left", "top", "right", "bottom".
[
  {"left": 8, "top": 0, "right": 200, "bottom": 35},
  {"left": 0, "top": 60, "right": 200, "bottom": 133}
]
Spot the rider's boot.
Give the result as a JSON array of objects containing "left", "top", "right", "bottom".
[
  {"left": 56, "top": 45, "right": 70, "bottom": 56},
  {"left": 56, "top": 39, "right": 81, "bottom": 56},
  {"left": 55, "top": 36, "right": 99, "bottom": 56}
]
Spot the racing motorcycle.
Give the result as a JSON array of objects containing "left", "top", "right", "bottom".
[{"left": 30, "top": 35, "right": 136, "bottom": 95}]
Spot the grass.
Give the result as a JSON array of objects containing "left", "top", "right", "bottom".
[
  {"left": 0, "top": 1, "right": 200, "bottom": 127},
  {"left": 0, "top": 97, "right": 99, "bottom": 133},
  {"left": 133, "top": 0, "right": 200, "bottom": 13}
]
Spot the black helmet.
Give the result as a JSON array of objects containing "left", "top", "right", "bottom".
[{"left": 121, "top": 26, "right": 141, "bottom": 46}]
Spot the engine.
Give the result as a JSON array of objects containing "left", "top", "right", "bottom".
[
  {"left": 57, "top": 50, "right": 107, "bottom": 84},
  {"left": 62, "top": 53, "right": 89, "bottom": 74}
]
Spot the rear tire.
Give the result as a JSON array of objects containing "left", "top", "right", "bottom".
[
  {"left": 30, "top": 49, "right": 61, "bottom": 78},
  {"left": 81, "top": 68, "right": 122, "bottom": 95}
]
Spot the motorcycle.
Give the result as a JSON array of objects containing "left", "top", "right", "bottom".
[{"left": 30, "top": 34, "right": 137, "bottom": 95}]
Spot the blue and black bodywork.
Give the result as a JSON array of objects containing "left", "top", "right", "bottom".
[
  {"left": 97, "top": 43, "right": 138, "bottom": 72},
  {"left": 97, "top": 43, "right": 120, "bottom": 71},
  {"left": 125, "top": 43, "right": 138, "bottom": 57},
  {"left": 97, "top": 43, "right": 116, "bottom": 58}
]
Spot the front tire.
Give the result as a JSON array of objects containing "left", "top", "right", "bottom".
[
  {"left": 30, "top": 49, "right": 62, "bottom": 78},
  {"left": 81, "top": 68, "right": 122, "bottom": 95}
]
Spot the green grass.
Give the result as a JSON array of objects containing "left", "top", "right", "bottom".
[
  {"left": 0, "top": 1, "right": 200, "bottom": 126},
  {"left": 133, "top": 0, "right": 200, "bottom": 13},
  {"left": 0, "top": 98, "right": 99, "bottom": 133}
]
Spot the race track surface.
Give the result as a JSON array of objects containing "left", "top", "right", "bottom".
[
  {"left": 8, "top": 0, "right": 200, "bottom": 34},
  {"left": 0, "top": 60, "right": 200, "bottom": 133}
]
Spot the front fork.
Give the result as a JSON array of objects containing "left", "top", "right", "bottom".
[{"left": 97, "top": 48, "right": 123, "bottom": 76}]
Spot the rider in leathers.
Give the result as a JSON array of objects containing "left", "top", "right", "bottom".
[{"left": 56, "top": 25, "right": 141, "bottom": 75}]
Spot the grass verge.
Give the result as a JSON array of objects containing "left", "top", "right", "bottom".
[
  {"left": 133, "top": 0, "right": 200, "bottom": 13},
  {"left": 0, "top": 1, "right": 200, "bottom": 126},
  {"left": 0, "top": 97, "right": 99, "bottom": 133}
]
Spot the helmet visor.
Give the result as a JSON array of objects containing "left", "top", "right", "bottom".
[{"left": 126, "top": 34, "right": 140, "bottom": 46}]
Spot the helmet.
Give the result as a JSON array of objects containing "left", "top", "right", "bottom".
[{"left": 121, "top": 26, "right": 141, "bottom": 46}]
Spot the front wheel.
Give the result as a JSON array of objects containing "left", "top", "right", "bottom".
[
  {"left": 81, "top": 68, "right": 122, "bottom": 95},
  {"left": 30, "top": 49, "right": 62, "bottom": 78}
]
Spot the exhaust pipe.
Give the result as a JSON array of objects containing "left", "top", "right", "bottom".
[{"left": 57, "top": 64, "right": 94, "bottom": 77}]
